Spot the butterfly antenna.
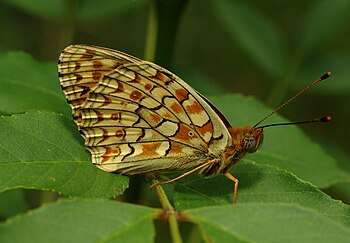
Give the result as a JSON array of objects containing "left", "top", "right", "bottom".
[
  {"left": 258, "top": 116, "right": 331, "bottom": 129},
  {"left": 253, "top": 72, "right": 331, "bottom": 128}
]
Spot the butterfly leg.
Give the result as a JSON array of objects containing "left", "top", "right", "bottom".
[
  {"left": 224, "top": 172, "right": 239, "bottom": 204},
  {"left": 149, "top": 159, "right": 219, "bottom": 189}
]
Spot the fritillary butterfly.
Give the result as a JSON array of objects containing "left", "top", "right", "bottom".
[{"left": 58, "top": 45, "right": 330, "bottom": 203}]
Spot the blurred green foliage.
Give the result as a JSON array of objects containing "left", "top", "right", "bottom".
[{"left": 0, "top": 0, "right": 349, "bottom": 242}]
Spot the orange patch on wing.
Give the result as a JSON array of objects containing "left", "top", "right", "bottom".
[
  {"left": 150, "top": 113, "right": 162, "bottom": 124},
  {"left": 102, "top": 128, "right": 109, "bottom": 137},
  {"left": 115, "top": 129, "right": 126, "bottom": 139},
  {"left": 163, "top": 112, "right": 173, "bottom": 119},
  {"left": 145, "top": 83, "right": 153, "bottom": 91},
  {"left": 168, "top": 143, "right": 183, "bottom": 155},
  {"left": 82, "top": 50, "right": 95, "bottom": 59},
  {"left": 74, "top": 62, "right": 81, "bottom": 71},
  {"left": 174, "top": 124, "right": 197, "bottom": 141},
  {"left": 101, "top": 146, "right": 120, "bottom": 163},
  {"left": 186, "top": 101, "right": 203, "bottom": 114},
  {"left": 130, "top": 90, "right": 143, "bottom": 101},
  {"left": 153, "top": 71, "right": 170, "bottom": 82},
  {"left": 92, "top": 71, "right": 102, "bottom": 81},
  {"left": 132, "top": 73, "right": 142, "bottom": 83},
  {"left": 112, "top": 82, "right": 124, "bottom": 93},
  {"left": 74, "top": 73, "right": 83, "bottom": 82},
  {"left": 93, "top": 60, "right": 103, "bottom": 68},
  {"left": 196, "top": 121, "right": 213, "bottom": 137},
  {"left": 111, "top": 112, "right": 121, "bottom": 121},
  {"left": 139, "top": 142, "right": 161, "bottom": 157},
  {"left": 175, "top": 88, "right": 189, "bottom": 102},
  {"left": 170, "top": 102, "right": 182, "bottom": 114}
]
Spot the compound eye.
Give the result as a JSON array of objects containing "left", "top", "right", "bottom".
[{"left": 243, "top": 136, "right": 257, "bottom": 153}]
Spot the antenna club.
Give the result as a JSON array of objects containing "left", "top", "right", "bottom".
[
  {"left": 321, "top": 72, "right": 331, "bottom": 80},
  {"left": 320, "top": 116, "right": 331, "bottom": 122}
]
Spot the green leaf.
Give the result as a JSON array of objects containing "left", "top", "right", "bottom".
[
  {"left": 213, "top": 0, "right": 287, "bottom": 77},
  {"left": 0, "top": 199, "right": 159, "bottom": 243},
  {"left": 187, "top": 203, "right": 350, "bottom": 243},
  {"left": 210, "top": 94, "right": 347, "bottom": 187},
  {"left": 320, "top": 141, "right": 350, "bottom": 205},
  {"left": 298, "top": 0, "right": 350, "bottom": 57},
  {"left": 174, "top": 161, "right": 350, "bottom": 228},
  {"left": 0, "top": 52, "right": 70, "bottom": 116},
  {"left": 0, "top": 111, "right": 128, "bottom": 198}
]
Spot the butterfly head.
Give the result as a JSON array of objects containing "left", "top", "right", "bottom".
[
  {"left": 243, "top": 127, "right": 264, "bottom": 153},
  {"left": 228, "top": 126, "right": 264, "bottom": 154}
]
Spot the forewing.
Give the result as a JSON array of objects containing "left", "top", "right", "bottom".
[
  {"left": 58, "top": 44, "right": 142, "bottom": 119},
  {"left": 58, "top": 45, "right": 232, "bottom": 174}
]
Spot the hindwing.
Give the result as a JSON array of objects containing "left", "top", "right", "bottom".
[{"left": 58, "top": 45, "right": 232, "bottom": 174}]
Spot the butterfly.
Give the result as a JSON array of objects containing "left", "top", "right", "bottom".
[{"left": 58, "top": 44, "right": 330, "bottom": 203}]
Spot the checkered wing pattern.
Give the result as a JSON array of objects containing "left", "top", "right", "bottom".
[{"left": 58, "top": 45, "right": 231, "bottom": 174}]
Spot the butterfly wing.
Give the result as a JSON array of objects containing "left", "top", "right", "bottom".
[
  {"left": 58, "top": 45, "right": 232, "bottom": 174},
  {"left": 58, "top": 45, "right": 142, "bottom": 119}
]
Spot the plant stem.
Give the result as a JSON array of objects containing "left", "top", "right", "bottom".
[
  {"left": 153, "top": 179, "right": 183, "bottom": 243},
  {"left": 59, "top": 0, "right": 76, "bottom": 49},
  {"left": 145, "top": 2, "right": 188, "bottom": 239},
  {"left": 145, "top": 0, "right": 188, "bottom": 68},
  {"left": 144, "top": 1, "right": 158, "bottom": 62}
]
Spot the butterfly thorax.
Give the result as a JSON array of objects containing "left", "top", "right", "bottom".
[{"left": 200, "top": 126, "right": 264, "bottom": 176}]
